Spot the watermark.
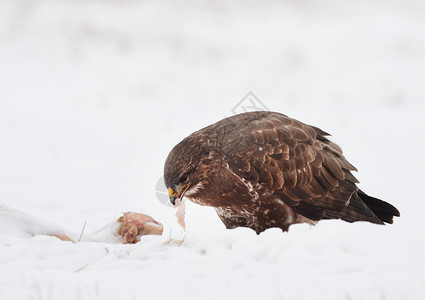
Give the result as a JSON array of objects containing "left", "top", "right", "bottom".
[
  {"left": 155, "top": 176, "right": 174, "bottom": 207},
  {"left": 155, "top": 92, "right": 270, "bottom": 206},
  {"left": 230, "top": 91, "right": 269, "bottom": 115}
]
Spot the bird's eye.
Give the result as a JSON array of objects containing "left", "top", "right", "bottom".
[{"left": 179, "top": 173, "right": 189, "bottom": 183}]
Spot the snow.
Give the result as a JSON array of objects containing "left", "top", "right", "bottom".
[
  {"left": 1, "top": 0, "right": 425, "bottom": 299},
  {"left": 0, "top": 203, "right": 71, "bottom": 240}
]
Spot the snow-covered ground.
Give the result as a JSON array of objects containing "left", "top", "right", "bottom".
[{"left": 1, "top": 0, "right": 425, "bottom": 299}]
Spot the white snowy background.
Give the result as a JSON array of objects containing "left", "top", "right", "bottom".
[{"left": 1, "top": 0, "right": 425, "bottom": 299}]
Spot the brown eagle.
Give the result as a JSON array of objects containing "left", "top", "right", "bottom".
[{"left": 164, "top": 111, "right": 399, "bottom": 233}]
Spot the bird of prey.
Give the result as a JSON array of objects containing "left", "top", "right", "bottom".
[{"left": 164, "top": 111, "right": 400, "bottom": 233}]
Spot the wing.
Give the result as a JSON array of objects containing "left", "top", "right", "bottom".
[{"left": 222, "top": 112, "right": 379, "bottom": 222}]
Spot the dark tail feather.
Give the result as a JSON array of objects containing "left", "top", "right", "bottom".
[
  {"left": 324, "top": 191, "right": 400, "bottom": 225},
  {"left": 357, "top": 190, "right": 400, "bottom": 224}
]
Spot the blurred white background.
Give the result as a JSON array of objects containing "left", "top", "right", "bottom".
[{"left": 0, "top": 0, "right": 424, "bottom": 299}]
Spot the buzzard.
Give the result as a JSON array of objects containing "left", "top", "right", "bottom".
[{"left": 164, "top": 111, "right": 400, "bottom": 233}]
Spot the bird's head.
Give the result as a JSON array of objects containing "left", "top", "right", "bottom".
[{"left": 164, "top": 135, "right": 219, "bottom": 205}]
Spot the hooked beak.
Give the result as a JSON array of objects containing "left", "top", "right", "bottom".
[{"left": 168, "top": 184, "right": 189, "bottom": 205}]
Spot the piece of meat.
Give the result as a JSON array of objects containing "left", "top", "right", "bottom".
[
  {"left": 175, "top": 199, "right": 186, "bottom": 230},
  {"left": 117, "top": 212, "right": 164, "bottom": 244}
]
